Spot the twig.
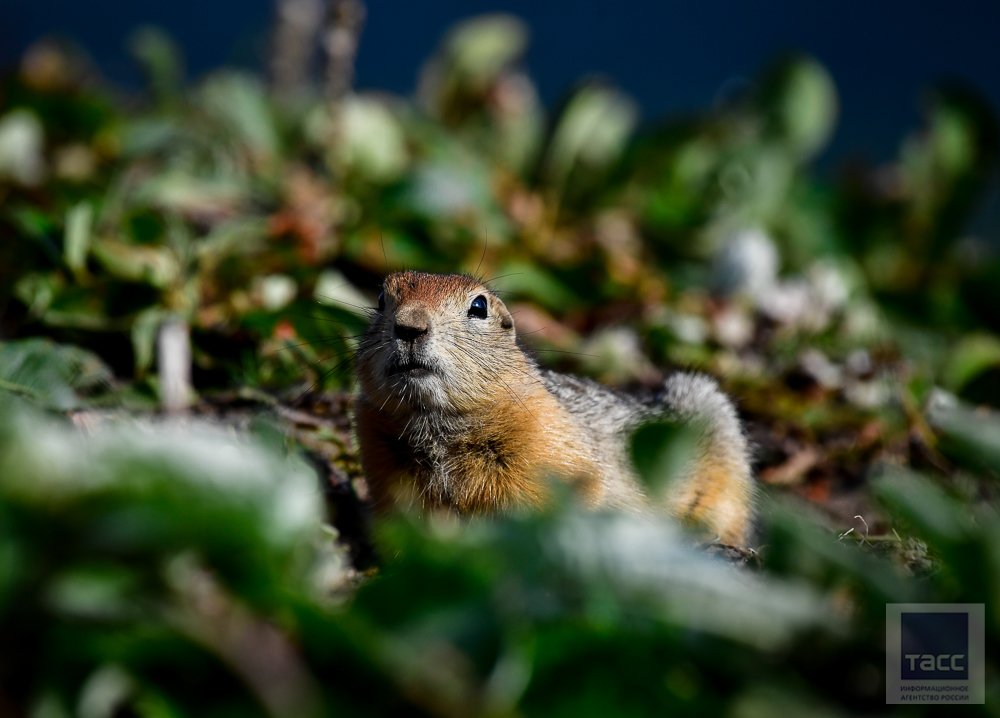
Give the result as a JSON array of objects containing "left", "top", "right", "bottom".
[
  {"left": 269, "top": 0, "right": 324, "bottom": 101},
  {"left": 322, "top": 0, "right": 366, "bottom": 103},
  {"left": 158, "top": 319, "right": 193, "bottom": 413},
  {"left": 854, "top": 515, "right": 870, "bottom": 544}
]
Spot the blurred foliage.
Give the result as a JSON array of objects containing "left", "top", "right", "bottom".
[{"left": 2, "top": 10, "right": 1000, "bottom": 717}]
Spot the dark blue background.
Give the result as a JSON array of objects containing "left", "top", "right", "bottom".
[{"left": 3, "top": 0, "right": 1000, "bottom": 168}]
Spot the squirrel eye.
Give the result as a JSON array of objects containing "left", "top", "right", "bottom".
[
  {"left": 377, "top": 292, "right": 385, "bottom": 311},
  {"left": 468, "top": 295, "right": 488, "bottom": 319}
]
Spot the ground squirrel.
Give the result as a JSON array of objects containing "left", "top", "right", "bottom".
[{"left": 353, "top": 271, "right": 757, "bottom": 546}]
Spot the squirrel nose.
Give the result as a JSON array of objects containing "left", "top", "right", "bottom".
[{"left": 394, "top": 321, "right": 428, "bottom": 343}]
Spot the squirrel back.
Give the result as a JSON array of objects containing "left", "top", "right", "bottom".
[{"left": 353, "top": 271, "right": 756, "bottom": 546}]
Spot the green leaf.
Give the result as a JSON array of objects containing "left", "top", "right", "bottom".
[
  {"left": 926, "top": 391, "right": 1000, "bottom": 473},
  {"left": 759, "top": 56, "right": 839, "bottom": 160},
  {"left": 630, "top": 420, "right": 700, "bottom": 495},
  {"left": 128, "top": 27, "right": 184, "bottom": 106},
  {"left": 64, "top": 201, "right": 93, "bottom": 276},
  {"left": 0, "top": 339, "right": 113, "bottom": 410},
  {"left": 942, "top": 332, "right": 1000, "bottom": 392},
  {"left": 331, "top": 97, "right": 409, "bottom": 183},
  {"left": 491, "top": 262, "right": 578, "bottom": 310},
  {"left": 0, "top": 110, "right": 46, "bottom": 186},
  {"left": 543, "top": 84, "right": 637, "bottom": 189},
  {"left": 198, "top": 71, "right": 280, "bottom": 164},
  {"left": 131, "top": 307, "right": 168, "bottom": 376},
  {"left": 91, "top": 239, "right": 180, "bottom": 288},
  {"left": 434, "top": 14, "right": 528, "bottom": 89},
  {"left": 874, "top": 466, "right": 973, "bottom": 542}
]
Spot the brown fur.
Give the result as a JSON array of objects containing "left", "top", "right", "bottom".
[
  {"left": 353, "top": 271, "right": 755, "bottom": 545},
  {"left": 355, "top": 386, "right": 600, "bottom": 513}
]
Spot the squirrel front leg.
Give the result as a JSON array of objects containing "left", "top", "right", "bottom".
[{"left": 354, "top": 395, "right": 426, "bottom": 513}]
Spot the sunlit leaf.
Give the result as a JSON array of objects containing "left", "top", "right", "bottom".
[{"left": 64, "top": 201, "right": 93, "bottom": 276}]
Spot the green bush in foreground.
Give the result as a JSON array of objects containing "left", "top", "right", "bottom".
[{"left": 1, "top": 377, "right": 998, "bottom": 717}]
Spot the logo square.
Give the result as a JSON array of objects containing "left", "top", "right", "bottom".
[
  {"left": 900, "top": 612, "right": 968, "bottom": 679},
  {"left": 886, "top": 603, "right": 984, "bottom": 705}
]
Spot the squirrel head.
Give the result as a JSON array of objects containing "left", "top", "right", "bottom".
[{"left": 357, "top": 271, "right": 520, "bottom": 413}]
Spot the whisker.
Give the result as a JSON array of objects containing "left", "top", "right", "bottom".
[
  {"left": 313, "top": 293, "right": 377, "bottom": 313},
  {"left": 282, "top": 311, "right": 371, "bottom": 328},
  {"left": 274, "top": 340, "right": 350, "bottom": 353},
  {"left": 474, "top": 231, "right": 488, "bottom": 278},
  {"left": 532, "top": 349, "right": 599, "bottom": 359},
  {"left": 483, "top": 271, "right": 523, "bottom": 284},
  {"left": 381, "top": 229, "right": 390, "bottom": 273},
  {"left": 290, "top": 339, "right": 380, "bottom": 406}
]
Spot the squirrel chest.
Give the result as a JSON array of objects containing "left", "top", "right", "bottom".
[{"left": 355, "top": 380, "right": 607, "bottom": 514}]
